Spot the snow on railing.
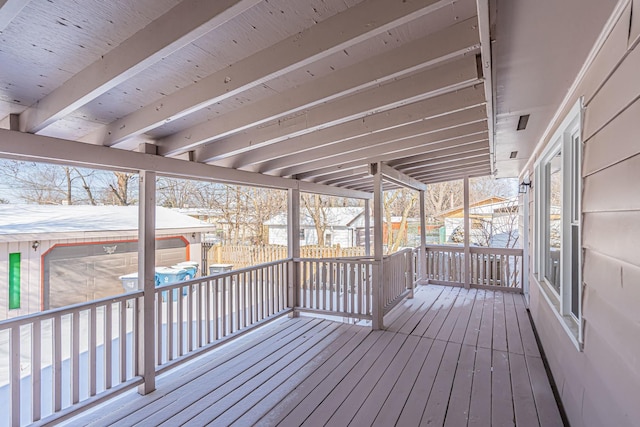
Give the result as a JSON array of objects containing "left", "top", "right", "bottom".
[{"left": 0, "top": 292, "right": 142, "bottom": 427}]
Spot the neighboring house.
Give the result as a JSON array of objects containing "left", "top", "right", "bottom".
[
  {"left": 265, "top": 207, "right": 365, "bottom": 247},
  {"left": 0, "top": 205, "right": 215, "bottom": 320},
  {"left": 441, "top": 196, "right": 520, "bottom": 247}
]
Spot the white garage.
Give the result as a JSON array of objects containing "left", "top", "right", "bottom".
[{"left": 0, "top": 205, "right": 215, "bottom": 319}]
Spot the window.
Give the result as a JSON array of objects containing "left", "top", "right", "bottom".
[
  {"left": 534, "top": 100, "right": 582, "bottom": 344},
  {"left": 9, "top": 252, "right": 21, "bottom": 309}
]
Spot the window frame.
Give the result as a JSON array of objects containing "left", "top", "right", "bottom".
[{"left": 534, "top": 100, "right": 583, "bottom": 347}]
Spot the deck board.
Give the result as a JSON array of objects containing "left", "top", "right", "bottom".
[{"left": 67, "top": 285, "right": 563, "bottom": 427}]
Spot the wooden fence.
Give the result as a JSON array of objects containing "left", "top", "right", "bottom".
[{"left": 207, "top": 245, "right": 367, "bottom": 269}]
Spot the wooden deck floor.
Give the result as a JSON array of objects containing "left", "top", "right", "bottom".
[{"left": 68, "top": 285, "right": 563, "bottom": 426}]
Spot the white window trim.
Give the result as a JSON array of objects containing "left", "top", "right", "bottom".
[{"left": 533, "top": 99, "right": 583, "bottom": 350}]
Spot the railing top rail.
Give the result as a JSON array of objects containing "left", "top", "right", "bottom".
[
  {"left": 424, "top": 244, "right": 465, "bottom": 252},
  {"left": 0, "top": 290, "right": 143, "bottom": 329},
  {"left": 469, "top": 246, "right": 523, "bottom": 255},
  {"left": 162, "top": 258, "right": 292, "bottom": 288},
  {"left": 295, "top": 257, "right": 375, "bottom": 263}
]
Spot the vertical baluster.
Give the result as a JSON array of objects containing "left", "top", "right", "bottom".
[
  {"left": 193, "top": 283, "right": 199, "bottom": 348},
  {"left": 274, "top": 265, "right": 280, "bottom": 313},
  {"left": 349, "top": 263, "right": 355, "bottom": 315},
  {"left": 54, "top": 316, "right": 63, "bottom": 410},
  {"left": 313, "top": 262, "right": 318, "bottom": 310},
  {"left": 213, "top": 279, "right": 219, "bottom": 341},
  {"left": 342, "top": 262, "right": 348, "bottom": 314},
  {"left": 87, "top": 308, "right": 96, "bottom": 397},
  {"left": 301, "top": 261, "right": 307, "bottom": 309},
  {"left": 177, "top": 289, "right": 183, "bottom": 357},
  {"left": 244, "top": 271, "right": 249, "bottom": 324},
  {"left": 221, "top": 277, "right": 227, "bottom": 337},
  {"left": 228, "top": 274, "right": 233, "bottom": 333},
  {"left": 156, "top": 292, "right": 163, "bottom": 365},
  {"left": 262, "top": 268, "right": 267, "bottom": 319},
  {"left": 167, "top": 288, "right": 174, "bottom": 361},
  {"left": 205, "top": 280, "right": 211, "bottom": 344},
  {"left": 235, "top": 273, "right": 241, "bottom": 330},
  {"left": 249, "top": 271, "right": 255, "bottom": 325},
  {"left": 119, "top": 302, "right": 126, "bottom": 383},
  {"left": 132, "top": 298, "right": 139, "bottom": 379},
  {"left": 329, "top": 262, "right": 334, "bottom": 312},
  {"left": 187, "top": 284, "right": 193, "bottom": 352},
  {"left": 98, "top": 303, "right": 104, "bottom": 396},
  {"left": 269, "top": 265, "right": 275, "bottom": 316},
  {"left": 10, "top": 325, "right": 21, "bottom": 427},
  {"left": 32, "top": 321, "right": 42, "bottom": 422},
  {"left": 72, "top": 311, "right": 80, "bottom": 404}
]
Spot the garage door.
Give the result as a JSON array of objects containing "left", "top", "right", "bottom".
[{"left": 46, "top": 238, "right": 187, "bottom": 309}]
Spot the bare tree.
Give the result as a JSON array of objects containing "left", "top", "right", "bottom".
[{"left": 302, "top": 193, "right": 329, "bottom": 247}]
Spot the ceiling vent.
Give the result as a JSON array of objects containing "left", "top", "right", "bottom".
[{"left": 517, "top": 114, "right": 530, "bottom": 131}]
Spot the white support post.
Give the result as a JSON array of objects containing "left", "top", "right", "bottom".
[
  {"left": 372, "top": 163, "right": 384, "bottom": 330},
  {"left": 419, "top": 189, "right": 427, "bottom": 285},
  {"left": 137, "top": 170, "right": 156, "bottom": 395},
  {"left": 288, "top": 188, "right": 301, "bottom": 316},
  {"left": 463, "top": 176, "right": 471, "bottom": 288},
  {"left": 364, "top": 199, "right": 371, "bottom": 257}
]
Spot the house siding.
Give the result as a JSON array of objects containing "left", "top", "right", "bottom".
[{"left": 524, "top": 3, "right": 640, "bottom": 426}]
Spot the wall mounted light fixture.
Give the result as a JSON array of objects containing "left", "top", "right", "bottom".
[
  {"left": 519, "top": 180, "right": 532, "bottom": 194},
  {"left": 32, "top": 241, "right": 40, "bottom": 251}
]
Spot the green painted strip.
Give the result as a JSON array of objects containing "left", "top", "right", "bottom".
[{"left": 9, "top": 252, "right": 20, "bottom": 309}]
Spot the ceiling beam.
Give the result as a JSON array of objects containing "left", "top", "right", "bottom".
[
  {"left": 307, "top": 141, "right": 488, "bottom": 184},
  {"left": 98, "top": 0, "right": 453, "bottom": 148},
  {"left": 0, "top": 129, "right": 372, "bottom": 199},
  {"left": 397, "top": 152, "right": 490, "bottom": 174},
  {"left": 476, "top": 0, "right": 495, "bottom": 173},
  {"left": 221, "top": 85, "right": 486, "bottom": 170},
  {"left": 373, "top": 162, "right": 427, "bottom": 191},
  {"left": 195, "top": 55, "right": 482, "bottom": 162},
  {"left": 274, "top": 117, "right": 487, "bottom": 177},
  {"left": 389, "top": 141, "right": 489, "bottom": 169},
  {"left": 411, "top": 163, "right": 490, "bottom": 180},
  {"left": 422, "top": 169, "right": 491, "bottom": 184},
  {"left": 0, "top": 0, "right": 28, "bottom": 32},
  {"left": 260, "top": 105, "right": 486, "bottom": 174},
  {"left": 294, "top": 131, "right": 488, "bottom": 181},
  {"left": 407, "top": 158, "right": 490, "bottom": 177},
  {"left": 19, "top": 0, "right": 259, "bottom": 134},
  {"left": 155, "top": 17, "right": 480, "bottom": 155}
]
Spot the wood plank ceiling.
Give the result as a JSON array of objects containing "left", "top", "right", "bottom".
[{"left": 0, "top": 0, "right": 492, "bottom": 192}]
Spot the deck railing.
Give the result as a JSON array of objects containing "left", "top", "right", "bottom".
[
  {"left": 382, "top": 248, "right": 415, "bottom": 315},
  {"left": 1, "top": 251, "right": 424, "bottom": 425},
  {"left": 0, "top": 292, "right": 142, "bottom": 427},
  {"left": 425, "top": 244, "right": 524, "bottom": 290},
  {"left": 295, "top": 257, "right": 374, "bottom": 320},
  {"left": 154, "top": 259, "right": 290, "bottom": 373}
]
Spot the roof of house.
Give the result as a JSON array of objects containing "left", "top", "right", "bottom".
[
  {"left": 441, "top": 196, "right": 514, "bottom": 218},
  {"left": 265, "top": 207, "right": 364, "bottom": 227},
  {"left": 0, "top": 204, "right": 215, "bottom": 241}
]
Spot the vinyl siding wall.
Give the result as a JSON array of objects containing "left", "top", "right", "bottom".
[{"left": 524, "top": 2, "right": 640, "bottom": 425}]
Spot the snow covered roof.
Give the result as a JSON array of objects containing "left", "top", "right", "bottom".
[
  {"left": 0, "top": 205, "right": 216, "bottom": 242},
  {"left": 265, "top": 207, "right": 364, "bottom": 227}
]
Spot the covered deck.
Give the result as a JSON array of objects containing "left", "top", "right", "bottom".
[{"left": 66, "top": 284, "right": 562, "bottom": 427}]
